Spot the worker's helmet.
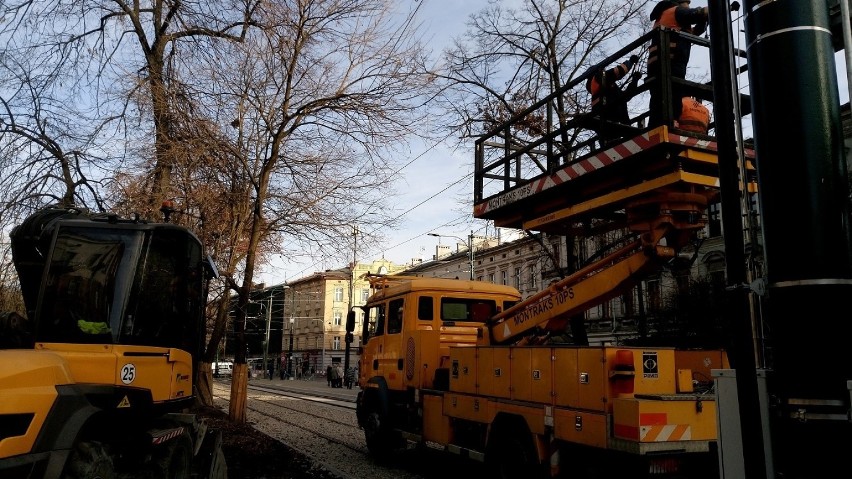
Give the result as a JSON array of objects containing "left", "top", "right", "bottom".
[{"left": 650, "top": 0, "right": 679, "bottom": 21}]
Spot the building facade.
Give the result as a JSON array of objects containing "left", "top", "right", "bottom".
[{"left": 277, "top": 258, "right": 406, "bottom": 377}]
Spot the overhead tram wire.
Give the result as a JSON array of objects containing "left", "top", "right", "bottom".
[{"left": 277, "top": 130, "right": 478, "bottom": 279}]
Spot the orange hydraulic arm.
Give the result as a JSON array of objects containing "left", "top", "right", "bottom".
[{"left": 486, "top": 190, "right": 712, "bottom": 345}]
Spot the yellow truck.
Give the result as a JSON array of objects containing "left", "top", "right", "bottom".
[
  {"left": 354, "top": 25, "right": 749, "bottom": 477},
  {"left": 354, "top": 274, "right": 725, "bottom": 477}
]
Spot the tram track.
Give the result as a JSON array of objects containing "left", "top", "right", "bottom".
[
  {"left": 211, "top": 381, "right": 484, "bottom": 479},
  {"left": 211, "top": 384, "right": 367, "bottom": 456}
]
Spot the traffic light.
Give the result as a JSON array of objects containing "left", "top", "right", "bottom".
[
  {"left": 346, "top": 310, "right": 356, "bottom": 332},
  {"left": 345, "top": 332, "right": 354, "bottom": 344}
]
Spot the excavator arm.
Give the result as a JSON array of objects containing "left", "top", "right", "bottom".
[{"left": 487, "top": 190, "right": 712, "bottom": 345}]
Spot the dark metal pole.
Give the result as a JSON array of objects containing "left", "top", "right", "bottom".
[
  {"left": 344, "top": 226, "right": 357, "bottom": 382},
  {"left": 287, "top": 320, "right": 294, "bottom": 379},
  {"left": 707, "top": 1, "right": 766, "bottom": 477},
  {"left": 468, "top": 230, "right": 475, "bottom": 280},
  {"left": 743, "top": 0, "right": 852, "bottom": 476}
]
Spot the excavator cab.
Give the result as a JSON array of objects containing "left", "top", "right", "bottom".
[
  {"left": 9, "top": 206, "right": 217, "bottom": 404},
  {"left": 35, "top": 220, "right": 206, "bottom": 350},
  {"left": 12, "top": 207, "right": 215, "bottom": 352}
]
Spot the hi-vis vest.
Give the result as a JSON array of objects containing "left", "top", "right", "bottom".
[
  {"left": 648, "top": 6, "right": 682, "bottom": 69},
  {"left": 678, "top": 97, "right": 710, "bottom": 133}
]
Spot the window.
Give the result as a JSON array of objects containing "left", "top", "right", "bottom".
[
  {"left": 334, "top": 287, "right": 344, "bottom": 302},
  {"left": 514, "top": 268, "right": 521, "bottom": 289},
  {"left": 418, "top": 296, "right": 433, "bottom": 321},
  {"left": 368, "top": 303, "right": 386, "bottom": 337},
  {"left": 529, "top": 268, "right": 537, "bottom": 290},
  {"left": 333, "top": 311, "right": 342, "bottom": 326},
  {"left": 440, "top": 298, "right": 498, "bottom": 322},
  {"left": 488, "top": 273, "right": 495, "bottom": 283},
  {"left": 501, "top": 270, "right": 507, "bottom": 285},
  {"left": 361, "top": 288, "right": 370, "bottom": 303},
  {"left": 708, "top": 201, "right": 722, "bottom": 237},
  {"left": 387, "top": 298, "right": 404, "bottom": 334},
  {"left": 333, "top": 336, "right": 341, "bottom": 350}
]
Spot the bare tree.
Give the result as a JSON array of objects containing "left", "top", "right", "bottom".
[
  {"left": 183, "top": 0, "right": 434, "bottom": 423},
  {"left": 0, "top": 0, "right": 257, "bottom": 218},
  {"left": 434, "top": 0, "right": 649, "bottom": 139}
]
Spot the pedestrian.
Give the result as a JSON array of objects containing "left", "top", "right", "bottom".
[
  {"left": 345, "top": 366, "right": 356, "bottom": 389},
  {"left": 585, "top": 54, "right": 641, "bottom": 147},
  {"left": 268, "top": 361, "right": 275, "bottom": 380},
  {"left": 646, "top": 0, "right": 709, "bottom": 127},
  {"left": 327, "top": 365, "right": 333, "bottom": 387},
  {"left": 330, "top": 364, "right": 340, "bottom": 388}
]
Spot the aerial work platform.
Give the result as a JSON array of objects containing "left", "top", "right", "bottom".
[{"left": 473, "top": 124, "right": 756, "bottom": 235}]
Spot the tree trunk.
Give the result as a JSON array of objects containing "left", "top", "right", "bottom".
[
  {"left": 229, "top": 363, "right": 249, "bottom": 423},
  {"left": 196, "top": 362, "right": 214, "bottom": 406}
]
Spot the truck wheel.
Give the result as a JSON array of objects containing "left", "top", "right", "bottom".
[
  {"left": 153, "top": 431, "right": 193, "bottom": 479},
  {"left": 486, "top": 421, "right": 542, "bottom": 479},
  {"left": 362, "top": 401, "right": 402, "bottom": 462},
  {"left": 64, "top": 441, "right": 115, "bottom": 479}
]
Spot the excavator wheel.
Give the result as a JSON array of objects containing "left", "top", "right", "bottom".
[
  {"left": 152, "top": 430, "right": 193, "bottom": 479},
  {"left": 63, "top": 441, "right": 115, "bottom": 479}
]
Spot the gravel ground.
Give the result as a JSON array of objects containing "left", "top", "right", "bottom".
[
  {"left": 207, "top": 384, "right": 483, "bottom": 479},
  {"left": 198, "top": 405, "right": 339, "bottom": 479}
]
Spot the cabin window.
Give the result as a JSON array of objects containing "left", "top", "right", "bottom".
[
  {"left": 367, "top": 303, "right": 386, "bottom": 337},
  {"left": 440, "top": 298, "right": 498, "bottom": 322},
  {"left": 387, "top": 298, "right": 404, "bottom": 334},
  {"left": 418, "top": 296, "right": 433, "bottom": 321}
]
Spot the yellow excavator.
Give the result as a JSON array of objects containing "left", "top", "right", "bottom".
[{"left": 0, "top": 206, "right": 226, "bottom": 479}]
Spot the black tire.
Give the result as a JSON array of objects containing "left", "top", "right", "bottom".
[
  {"left": 362, "top": 397, "right": 403, "bottom": 463},
  {"left": 486, "top": 420, "right": 543, "bottom": 479},
  {"left": 153, "top": 431, "right": 193, "bottom": 479},
  {"left": 64, "top": 441, "right": 116, "bottom": 479}
]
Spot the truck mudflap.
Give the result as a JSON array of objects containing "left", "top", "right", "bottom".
[{"left": 610, "top": 394, "right": 717, "bottom": 454}]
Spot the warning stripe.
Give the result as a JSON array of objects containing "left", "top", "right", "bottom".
[
  {"left": 477, "top": 131, "right": 663, "bottom": 216},
  {"left": 640, "top": 424, "right": 692, "bottom": 442},
  {"left": 151, "top": 427, "right": 186, "bottom": 445},
  {"left": 474, "top": 126, "right": 754, "bottom": 218}
]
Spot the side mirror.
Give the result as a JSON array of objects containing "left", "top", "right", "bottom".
[{"left": 346, "top": 310, "right": 356, "bottom": 333}]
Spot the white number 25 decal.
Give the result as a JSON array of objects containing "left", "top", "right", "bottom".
[{"left": 121, "top": 363, "right": 136, "bottom": 385}]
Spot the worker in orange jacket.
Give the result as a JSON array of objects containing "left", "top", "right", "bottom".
[
  {"left": 647, "top": 0, "right": 709, "bottom": 127},
  {"left": 585, "top": 54, "right": 640, "bottom": 147},
  {"left": 678, "top": 97, "right": 710, "bottom": 134}
]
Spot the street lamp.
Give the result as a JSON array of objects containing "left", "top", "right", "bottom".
[{"left": 428, "top": 230, "right": 475, "bottom": 280}]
